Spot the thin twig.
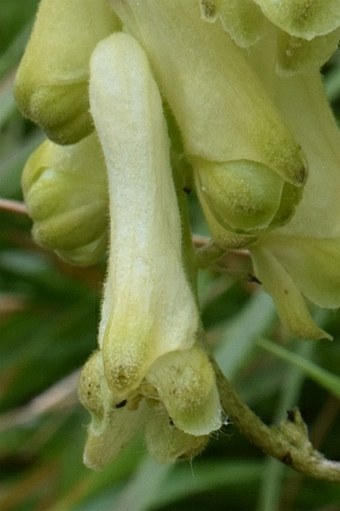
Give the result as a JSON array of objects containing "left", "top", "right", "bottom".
[
  {"left": 192, "top": 234, "right": 211, "bottom": 248},
  {"left": 0, "top": 198, "right": 28, "bottom": 215},
  {"left": 0, "top": 371, "right": 79, "bottom": 432}
]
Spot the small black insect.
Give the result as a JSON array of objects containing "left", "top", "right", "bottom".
[
  {"left": 248, "top": 274, "right": 261, "bottom": 285},
  {"left": 115, "top": 399, "right": 128, "bottom": 409}
]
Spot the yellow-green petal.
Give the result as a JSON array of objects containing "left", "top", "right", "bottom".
[
  {"left": 78, "top": 351, "right": 105, "bottom": 427},
  {"left": 146, "top": 348, "right": 222, "bottom": 436},
  {"left": 262, "top": 235, "right": 340, "bottom": 309},
  {"left": 200, "top": 0, "right": 266, "bottom": 48},
  {"left": 251, "top": 245, "right": 331, "bottom": 340},
  {"left": 253, "top": 0, "right": 340, "bottom": 40},
  {"left": 276, "top": 27, "right": 340, "bottom": 75},
  {"left": 79, "top": 351, "right": 145, "bottom": 470},
  {"left": 144, "top": 404, "right": 209, "bottom": 463}
]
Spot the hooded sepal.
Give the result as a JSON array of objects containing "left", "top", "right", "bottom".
[
  {"left": 14, "top": 0, "right": 120, "bottom": 144},
  {"left": 89, "top": 33, "right": 199, "bottom": 397}
]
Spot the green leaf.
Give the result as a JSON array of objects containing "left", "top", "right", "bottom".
[{"left": 257, "top": 337, "right": 340, "bottom": 398}]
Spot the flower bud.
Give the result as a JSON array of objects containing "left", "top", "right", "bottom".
[
  {"left": 111, "top": 0, "right": 307, "bottom": 186},
  {"left": 247, "top": 71, "right": 340, "bottom": 340},
  {"left": 195, "top": 195, "right": 257, "bottom": 250},
  {"left": 22, "top": 134, "right": 108, "bottom": 266},
  {"left": 14, "top": 0, "right": 120, "bottom": 144},
  {"left": 89, "top": 33, "right": 199, "bottom": 397},
  {"left": 194, "top": 159, "right": 285, "bottom": 233},
  {"left": 146, "top": 347, "right": 221, "bottom": 436},
  {"left": 193, "top": 158, "right": 303, "bottom": 249},
  {"left": 202, "top": 1, "right": 340, "bottom": 74}
]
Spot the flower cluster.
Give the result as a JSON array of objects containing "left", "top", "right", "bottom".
[{"left": 15, "top": 0, "right": 340, "bottom": 467}]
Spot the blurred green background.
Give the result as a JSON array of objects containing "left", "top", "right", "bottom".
[{"left": 1, "top": 2, "right": 340, "bottom": 510}]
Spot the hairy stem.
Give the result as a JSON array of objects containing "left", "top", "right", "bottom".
[{"left": 214, "top": 361, "right": 340, "bottom": 482}]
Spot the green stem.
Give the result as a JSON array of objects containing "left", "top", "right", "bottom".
[{"left": 214, "top": 360, "right": 340, "bottom": 482}]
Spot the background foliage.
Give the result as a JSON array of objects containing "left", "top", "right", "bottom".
[{"left": 1, "top": 2, "right": 340, "bottom": 510}]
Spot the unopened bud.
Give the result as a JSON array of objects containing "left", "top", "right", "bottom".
[
  {"left": 14, "top": 0, "right": 120, "bottom": 144},
  {"left": 194, "top": 159, "right": 285, "bottom": 233},
  {"left": 22, "top": 134, "right": 108, "bottom": 266},
  {"left": 111, "top": 0, "right": 307, "bottom": 185}
]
